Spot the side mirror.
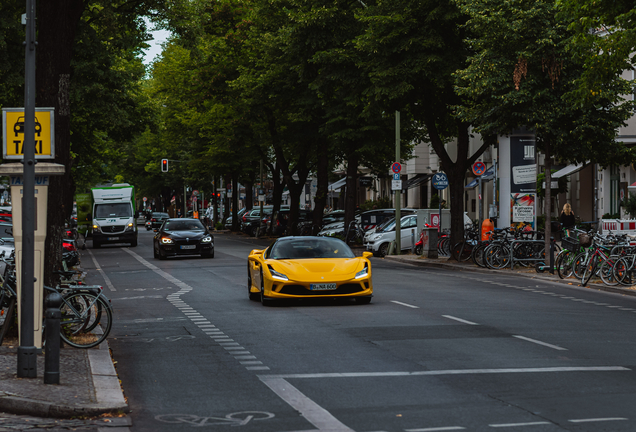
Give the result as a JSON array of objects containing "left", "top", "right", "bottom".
[{"left": 362, "top": 251, "right": 373, "bottom": 259}]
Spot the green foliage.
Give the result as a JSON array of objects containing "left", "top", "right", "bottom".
[
  {"left": 622, "top": 193, "right": 636, "bottom": 219},
  {"left": 602, "top": 212, "right": 620, "bottom": 219},
  {"left": 0, "top": 2, "right": 24, "bottom": 110}
]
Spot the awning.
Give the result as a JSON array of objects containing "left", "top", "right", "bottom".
[
  {"left": 553, "top": 163, "right": 588, "bottom": 179},
  {"left": 628, "top": 181, "right": 636, "bottom": 190},
  {"left": 328, "top": 177, "right": 347, "bottom": 192},
  {"left": 405, "top": 174, "right": 432, "bottom": 190}
]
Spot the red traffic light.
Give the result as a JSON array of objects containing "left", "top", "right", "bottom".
[{"left": 161, "top": 159, "right": 168, "bottom": 172}]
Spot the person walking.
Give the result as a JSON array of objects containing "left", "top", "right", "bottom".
[{"left": 560, "top": 203, "right": 576, "bottom": 237}]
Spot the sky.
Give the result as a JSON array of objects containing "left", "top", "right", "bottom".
[{"left": 142, "top": 26, "right": 171, "bottom": 65}]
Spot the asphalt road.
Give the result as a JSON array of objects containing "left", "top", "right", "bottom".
[{"left": 81, "top": 229, "right": 636, "bottom": 432}]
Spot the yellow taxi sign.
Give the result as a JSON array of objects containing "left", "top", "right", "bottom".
[{"left": 2, "top": 107, "right": 55, "bottom": 160}]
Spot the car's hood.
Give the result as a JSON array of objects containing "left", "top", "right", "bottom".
[
  {"left": 267, "top": 258, "right": 365, "bottom": 282},
  {"left": 165, "top": 230, "right": 208, "bottom": 239}
]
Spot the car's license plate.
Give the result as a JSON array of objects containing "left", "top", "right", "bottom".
[
  {"left": 310, "top": 283, "right": 337, "bottom": 291},
  {"left": 108, "top": 237, "right": 119, "bottom": 241},
  {"left": 180, "top": 245, "right": 196, "bottom": 250}
]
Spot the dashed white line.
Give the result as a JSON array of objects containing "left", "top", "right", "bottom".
[
  {"left": 568, "top": 417, "right": 628, "bottom": 423},
  {"left": 512, "top": 335, "right": 567, "bottom": 351},
  {"left": 406, "top": 427, "right": 466, "bottom": 431},
  {"left": 489, "top": 421, "right": 551, "bottom": 428},
  {"left": 443, "top": 315, "right": 479, "bottom": 325},
  {"left": 391, "top": 300, "right": 420, "bottom": 309}
]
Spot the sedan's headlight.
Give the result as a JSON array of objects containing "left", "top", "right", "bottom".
[
  {"left": 268, "top": 265, "right": 288, "bottom": 281},
  {"left": 201, "top": 236, "right": 213, "bottom": 243},
  {"left": 355, "top": 264, "right": 369, "bottom": 279},
  {"left": 161, "top": 237, "right": 173, "bottom": 244},
  {"left": 370, "top": 234, "right": 382, "bottom": 241}
]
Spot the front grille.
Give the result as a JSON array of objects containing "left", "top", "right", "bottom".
[
  {"left": 101, "top": 225, "right": 125, "bottom": 234},
  {"left": 174, "top": 239, "right": 199, "bottom": 246},
  {"left": 278, "top": 283, "right": 365, "bottom": 296}
]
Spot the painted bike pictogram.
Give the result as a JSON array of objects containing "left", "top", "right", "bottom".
[{"left": 155, "top": 411, "right": 275, "bottom": 427}]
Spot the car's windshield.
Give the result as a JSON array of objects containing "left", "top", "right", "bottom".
[
  {"left": 269, "top": 237, "right": 355, "bottom": 259},
  {"left": 164, "top": 219, "right": 205, "bottom": 231},
  {"left": 377, "top": 217, "right": 396, "bottom": 232},
  {"left": 95, "top": 203, "right": 132, "bottom": 218}
]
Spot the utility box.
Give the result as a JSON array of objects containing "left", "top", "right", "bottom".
[
  {"left": 420, "top": 227, "right": 438, "bottom": 259},
  {"left": 415, "top": 209, "right": 451, "bottom": 234}
]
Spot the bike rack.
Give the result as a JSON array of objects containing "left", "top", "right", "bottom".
[{"left": 509, "top": 239, "right": 546, "bottom": 269}]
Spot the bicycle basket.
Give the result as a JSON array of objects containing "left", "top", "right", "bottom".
[
  {"left": 578, "top": 233, "right": 592, "bottom": 247},
  {"left": 561, "top": 236, "right": 579, "bottom": 251}
]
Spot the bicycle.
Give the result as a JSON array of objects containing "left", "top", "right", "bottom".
[{"left": 44, "top": 284, "right": 113, "bottom": 349}]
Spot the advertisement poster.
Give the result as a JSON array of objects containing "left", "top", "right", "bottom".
[
  {"left": 510, "top": 136, "right": 536, "bottom": 194},
  {"left": 511, "top": 193, "right": 535, "bottom": 230}
]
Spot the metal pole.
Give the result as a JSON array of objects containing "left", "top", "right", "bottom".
[
  {"left": 18, "top": 0, "right": 38, "bottom": 378},
  {"left": 479, "top": 176, "right": 483, "bottom": 235},
  {"left": 183, "top": 185, "right": 186, "bottom": 217},
  {"left": 395, "top": 111, "right": 401, "bottom": 255},
  {"left": 44, "top": 292, "right": 63, "bottom": 384}
]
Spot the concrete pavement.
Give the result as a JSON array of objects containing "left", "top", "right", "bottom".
[{"left": 383, "top": 253, "right": 636, "bottom": 297}]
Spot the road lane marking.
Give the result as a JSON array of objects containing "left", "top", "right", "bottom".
[
  {"left": 512, "top": 335, "right": 567, "bottom": 351},
  {"left": 123, "top": 248, "right": 271, "bottom": 372},
  {"left": 391, "top": 301, "right": 419, "bottom": 309},
  {"left": 443, "top": 315, "right": 478, "bottom": 325},
  {"left": 87, "top": 249, "right": 117, "bottom": 291},
  {"left": 568, "top": 417, "right": 628, "bottom": 423},
  {"left": 406, "top": 427, "right": 466, "bottom": 431},
  {"left": 259, "top": 377, "right": 354, "bottom": 432},
  {"left": 260, "top": 366, "right": 629, "bottom": 379},
  {"left": 489, "top": 422, "right": 551, "bottom": 428}
]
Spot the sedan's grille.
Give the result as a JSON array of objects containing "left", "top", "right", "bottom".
[
  {"left": 278, "top": 283, "right": 365, "bottom": 296},
  {"left": 101, "top": 225, "right": 125, "bottom": 233},
  {"left": 173, "top": 239, "right": 200, "bottom": 246}
]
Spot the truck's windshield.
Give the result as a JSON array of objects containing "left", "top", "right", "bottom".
[{"left": 95, "top": 203, "right": 132, "bottom": 218}]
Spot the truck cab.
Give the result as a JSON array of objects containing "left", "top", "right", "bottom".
[{"left": 91, "top": 184, "right": 138, "bottom": 248}]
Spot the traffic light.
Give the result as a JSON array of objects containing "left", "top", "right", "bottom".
[{"left": 161, "top": 159, "right": 168, "bottom": 172}]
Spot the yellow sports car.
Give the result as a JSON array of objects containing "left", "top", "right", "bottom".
[{"left": 248, "top": 236, "right": 373, "bottom": 305}]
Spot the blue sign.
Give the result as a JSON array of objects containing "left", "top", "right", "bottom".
[
  {"left": 432, "top": 173, "right": 449, "bottom": 190},
  {"left": 393, "top": 173, "right": 400, "bottom": 180}
]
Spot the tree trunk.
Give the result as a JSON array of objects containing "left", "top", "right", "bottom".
[
  {"left": 344, "top": 149, "right": 359, "bottom": 242},
  {"left": 37, "top": 0, "right": 85, "bottom": 286},
  {"left": 245, "top": 181, "right": 253, "bottom": 211},
  {"left": 312, "top": 141, "right": 329, "bottom": 234},
  {"left": 231, "top": 175, "right": 239, "bottom": 231},
  {"left": 268, "top": 163, "right": 284, "bottom": 235}
]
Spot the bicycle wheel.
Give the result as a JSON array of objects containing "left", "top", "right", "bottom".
[
  {"left": 572, "top": 252, "right": 589, "bottom": 279},
  {"left": 613, "top": 257, "right": 634, "bottom": 286},
  {"left": 485, "top": 244, "right": 510, "bottom": 269},
  {"left": 599, "top": 259, "right": 618, "bottom": 286},
  {"left": 556, "top": 250, "right": 574, "bottom": 279},
  {"left": 0, "top": 296, "right": 16, "bottom": 346},
  {"left": 60, "top": 293, "right": 112, "bottom": 348},
  {"left": 472, "top": 243, "right": 488, "bottom": 268},
  {"left": 581, "top": 256, "right": 600, "bottom": 286},
  {"left": 452, "top": 242, "right": 473, "bottom": 262}
]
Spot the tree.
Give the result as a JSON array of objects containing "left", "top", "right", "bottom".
[
  {"left": 355, "top": 0, "right": 491, "bottom": 251},
  {"left": 455, "top": 0, "right": 635, "bottom": 255}
]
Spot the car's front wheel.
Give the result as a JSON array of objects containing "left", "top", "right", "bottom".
[
  {"left": 377, "top": 242, "right": 389, "bottom": 257},
  {"left": 248, "top": 265, "right": 259, "bottom": 301},
  {"left": 260, "top": 271, "right": 273, "bottom": 306},
  {"left": 153, "top": 242, "right": 159, "bottom": 259}
]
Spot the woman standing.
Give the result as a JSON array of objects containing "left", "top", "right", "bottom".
[{"left": 560, "top": 203, "right": 576, "bottom": 236}]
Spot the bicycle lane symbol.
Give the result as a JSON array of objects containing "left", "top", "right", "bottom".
[{"left": 155, "top": 411, "right": 275, "bottom": 427}]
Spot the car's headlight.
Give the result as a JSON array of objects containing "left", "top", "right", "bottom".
[
  {"left": 161, "top": 237, "right": 173, "bottom": 244},
  {"left": 201, "top": 236, "right": 212, "bottom": 243},
  {"left": 268, "top": 265, "right": 288, "bottom": 281},
  {"left": 355, "top": 264, "right": 369, "bottom": 279},
  {"left": 92, "top": 225, "right": 101, "bottom": 233},
  {"left": 370, "top": 234, "right": 381, "bottom": 241},
  {"left": 126, "top": 223, "right": 134, "bottom": 231}
]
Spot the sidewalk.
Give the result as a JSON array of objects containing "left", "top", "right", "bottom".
[
  {"left": 383, "top": 254, "right": 636, "bottom": 298},
  {"left": 0, "top": 336, "right": 129, "bottom": 428}
]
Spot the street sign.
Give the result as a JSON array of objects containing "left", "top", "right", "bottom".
[
  {"left": 391, "top": 162, "right": 402, "bottom": 174},
  {"left": 391, "top": 180, "right": 402, "bottom": 191},
  {"left": 2, "top": 107, "right": 55, "bottom": 160},
  {"left": 193, "top": 190, "right": 199, "bottom": 196},
  {"left": 472, "top": 161, "right": 486, "bottom": 176},
  {"left": 432, "top": 173, "right": 449, "bottom": 190},
  {"left": 393, "top": 173, "right": 400, "bottom": 181},
  {"left": 143, "top": 197, "right": 147, "bottom": 202}
]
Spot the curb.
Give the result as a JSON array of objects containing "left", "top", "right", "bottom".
[
  {"left": 383, "top": 255, "right": 636, "bottom": 298},
  {"left": 0, "top": 340, "right": 128, "bottom": 418}
]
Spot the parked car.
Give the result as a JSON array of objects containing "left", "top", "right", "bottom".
[
  {"left": 153, "top": 218, "right": 214, "bottom": 259},
  {"left": 147, "top": 212, "right": 170, "bottom": 230},
  {"left": 224, "top": 207, "right": 248, "bottom": 230},
  {"left": 363, "top": 214, "right": 420, "bottom": 257},
  {"left": 264, "top": 208, "right": 313, "bottom": 236},
  {"left": 241, "top": 207, "right": 274, "bottom": 236}
]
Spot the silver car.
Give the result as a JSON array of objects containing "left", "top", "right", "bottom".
[{"left": 364, "top": 215, "right": 419, "bottom": 257}]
